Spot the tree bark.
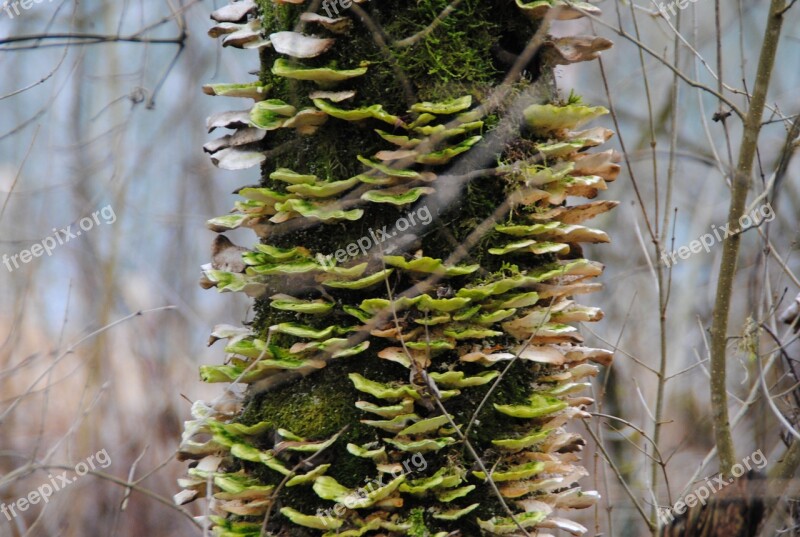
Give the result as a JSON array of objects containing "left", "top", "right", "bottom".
[{"left": 179, "top": 1, "right": 618, "bottom": 535}]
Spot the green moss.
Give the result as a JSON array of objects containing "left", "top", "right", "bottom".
[
  {"left": 238, "top": 352, "right": 407, "bottom": 485},
  {"left": 255, "top": 0, "right": 298, "bottom": 29},
  {"left": 240, "top": 368, "right": 353, "bottom": 437},
  {"left": 407, "top": 507, "right": 432, "bottom": 537},
  {"left": 241, "top": 356, "right": 397, "bottom": 435},
  {"left": 379, "top": 0, "right": 499, "bottom": 102}
]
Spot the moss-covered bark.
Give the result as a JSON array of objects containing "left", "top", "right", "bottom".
[{"left": 180, "top": 1, "right": 616, "bottom": 535}]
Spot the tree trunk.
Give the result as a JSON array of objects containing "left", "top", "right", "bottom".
[{"left": 179, "top": 1, "right": 618, "bottom": 535}]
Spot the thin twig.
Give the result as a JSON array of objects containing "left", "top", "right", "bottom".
[{"left": 708, "top": 0, "right": 786, "bottom": 475}]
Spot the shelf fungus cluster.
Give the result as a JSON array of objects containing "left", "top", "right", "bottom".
[{"left": 178, "top": 0, "right": 616, "bottom": 535}]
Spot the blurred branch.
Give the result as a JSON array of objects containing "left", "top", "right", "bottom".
[
  {"left": 0, "top": 33, "right": 186, "bottom": 51},
  {"left": 35, "top": 464, "right": 203, "bottom": 530},
  {"left": 131, "top": 0, "right": 200, "bottom": 37},
  {"left": 583, "top": 419, "right": 657, "bottom": 530},
  {"left": 0, "top": 45, "right": 68, "bottom": 100},
  {"left": 0, "top": 307, "right": 176, "bottom": 426},
  {"left": 709, "top": 0, "right": 786, "bottom": 475},
  {"left": 770, "top": 115, "right": 800, "bottom": 207},
  {"left": 0, "top": 125, "right": 38, "bottom": 222},
  {"left": 146, "top": 40, "right": 186, "bottom": 109},
  {"left": 591, "top": 412, "right": 668, "bottom": 469},
  {"left": 776, "top": 0, "right": 798, "bottom": 15},
  {"left": 0, "top": 53, "right": 81, "bottom": 141},
  {"left": 757, "top": 345, "right": 800, "bottom": 441}
]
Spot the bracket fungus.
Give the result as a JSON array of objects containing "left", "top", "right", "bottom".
[{"left": 179, "top": 0, "right": 615, "bottom": 535}]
